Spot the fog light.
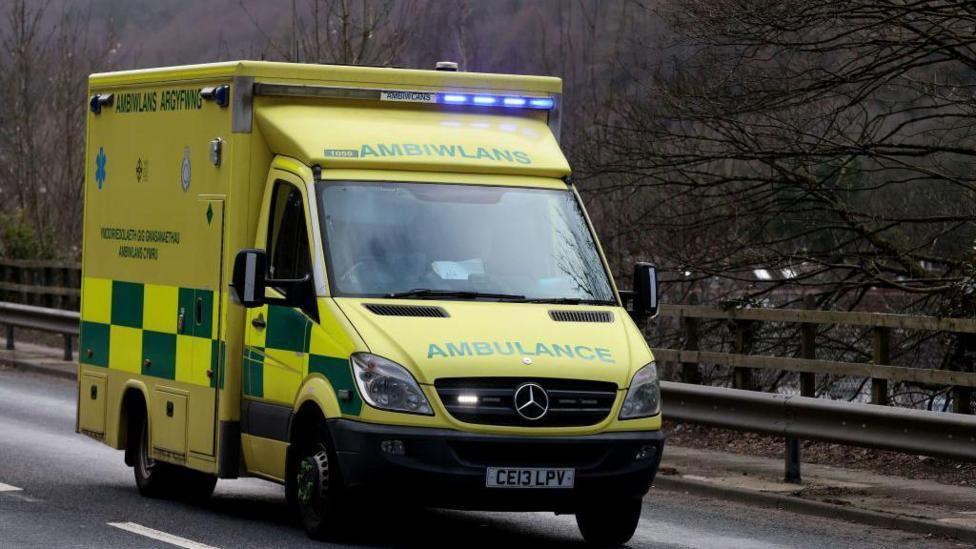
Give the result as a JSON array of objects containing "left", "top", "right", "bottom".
[
  {"left": 380, "top": 439, "right": 405, "bottom": 456},
  {"left": 636, "top": 444, "right": 657, "bottom": 460}
]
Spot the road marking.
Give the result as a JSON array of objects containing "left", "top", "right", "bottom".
[
  {"left": 107, "top": 522, "right": 220, "bottom": 549},
  {"left": 0, "top": 482, "right": 22, "bottom": 492}
]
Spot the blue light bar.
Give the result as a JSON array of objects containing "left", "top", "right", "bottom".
[
  {"left": 434, "top": 93, "right": 554, "bottom": 110},
  {"left": 529, "top": 97, "right": 555, "bottom": 109}
]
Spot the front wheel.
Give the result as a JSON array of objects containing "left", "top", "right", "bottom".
[
  {"left": 293, "top": 426, "right": 347, "bottom": 540},
  {"left": 576, "top": 497, "right": 642, "bottom": 547}
]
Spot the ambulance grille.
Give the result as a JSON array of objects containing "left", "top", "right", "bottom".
[
  {"left": 548, "top": 310, "right": 613, "bottom": 323},
  {"left": 363, "top": 303, "right": 449, "bottom": 318},
  {"left": 435, "top": 377, "right": 618, "bottom": 427}
]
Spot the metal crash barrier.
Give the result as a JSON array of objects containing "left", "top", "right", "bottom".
[{"left": 0, "top": 302, "right": 79, "bottom": 361}]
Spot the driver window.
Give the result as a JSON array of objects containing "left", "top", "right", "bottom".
[{"left": 266, "top": 181, "right": 311, "bottom": 282}]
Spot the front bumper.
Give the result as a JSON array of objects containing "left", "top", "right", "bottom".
[{"left": 327, "top": 419, "right": 665, "bottom": 512}]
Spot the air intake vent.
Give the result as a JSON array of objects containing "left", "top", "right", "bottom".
[
  {"left": 548, "top": 310, "right": 613, "bottom": 323},
  {"left": 364, "top": 303, "right": 449, "bottom": 318}
]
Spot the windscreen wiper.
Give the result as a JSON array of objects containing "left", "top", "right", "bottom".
[
  {"left": 522, "top": 297, "right": 616, "bottom": 305},
  {"left": 385, "top": 289, "right": 527, "bottom": 301}
]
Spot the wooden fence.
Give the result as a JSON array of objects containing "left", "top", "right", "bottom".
[
  {"left": 0, "top": 259, "right": 81, "bottom": 311},
  {"left": 1, "top": 256, "right": 973, "bottom": 413},
  {"left": 651, "top": 297, "right": 976, "bottom": 414}
]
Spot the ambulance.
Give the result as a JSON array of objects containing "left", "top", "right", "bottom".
[{"left": 76, "top": 61, "right": 663, "bottom": 545}]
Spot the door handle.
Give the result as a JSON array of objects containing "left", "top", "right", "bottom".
[{"left": 251, "top": 315, "right": 266, "bottom": 330}]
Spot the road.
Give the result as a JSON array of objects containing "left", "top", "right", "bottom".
[{"left": 0, "top": 367, "right": 958, "bottom": 549}]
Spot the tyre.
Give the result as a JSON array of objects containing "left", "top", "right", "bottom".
[
  {"left": 576, "top": 497, "right": 643, "bottom": 547},
  {"left": 133, "top": 415, "right": 216, "bottom": 501},
  {"left": 292, "top": 424, "right": 346, "bottom": 540},
  {"left": 174, "top": 467, "right": 217, "bottom": 501},
  {"left": 133, "top": 414, "right": 175, "bottom": 498}
]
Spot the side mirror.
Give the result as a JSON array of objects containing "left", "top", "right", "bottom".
[
  {"left": 632, "top": 262, "right": 659, "bottom": 320},
  {"left": 231, "top": 249, "right": 267, "bottom": 308}
]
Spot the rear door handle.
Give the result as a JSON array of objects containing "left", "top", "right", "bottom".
[{"left": 251, "top": 316, "right": 266, "bottom": 330}]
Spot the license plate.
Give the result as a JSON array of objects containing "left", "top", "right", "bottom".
[{"left": 485, "top": 467, "right": 575, "bottom": 489}]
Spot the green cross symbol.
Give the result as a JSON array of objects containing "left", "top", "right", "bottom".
[{"left": 206, "top": 203, "right": 214, "bottom": 226}]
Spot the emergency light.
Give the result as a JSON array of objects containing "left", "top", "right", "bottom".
[{"left": 438, "top": 93, "right": 554, "bottom": 110}]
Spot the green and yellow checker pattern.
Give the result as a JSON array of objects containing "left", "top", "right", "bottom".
[
  {"left": 80, "top": 277, "right": 225, "bottom": 389},
  {"left": 244, "top": 304, "right": 361, "bottom": 415}
]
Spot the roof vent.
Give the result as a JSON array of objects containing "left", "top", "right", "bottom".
[
  {"left": 435, "top": 61, "right": 459, "bottom": 72},
  {"left": 364, "top": 303, "right": 449, "bottom": 318},
  {"left": 549, "top": 310, "right": 614, "bottom": 323}
]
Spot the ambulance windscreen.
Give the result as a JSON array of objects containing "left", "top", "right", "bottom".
[{"left": 316, "top": 181, "right": 615, "bottom": 303}]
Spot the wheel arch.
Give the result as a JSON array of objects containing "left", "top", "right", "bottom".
[
  {"left": 292, "top": 375, "right": 342, "bottom": 424},
  {"left": 117, "top": 380, "right": 150, "bottom": 466}
]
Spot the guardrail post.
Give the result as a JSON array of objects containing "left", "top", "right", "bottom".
[
  {"left": 733, "top": 320, "right": 755, "bottom": 390},
  {"left": 785, "top": 295, "right": 818, "bottom": 484},
  {"left": 5, "top": 324, "right": 13, "bottom": 350},
  {"left": 785, "top": 437, "right": 801, "bottom": 483},
  {"left": 63, "top": 334, "right": 73, "bottom": 361},
  {"left": 800, "top": 295, "right": 817, "bottom": 397},
  {"left": 872, "top": 327, "right": 890, "bottom": 405},
  {"left": 951, "top": 333, "right": 975, "bottom": 415},
  {"left": 953, "top": 387, "right": 973, "bottom": 414},
  {"left": 681, "top": 315, "right": 701, "bottom": 384}
]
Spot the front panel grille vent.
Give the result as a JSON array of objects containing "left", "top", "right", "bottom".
[
  {"left": 435, "top": 377, "right": 618, "bottom": 427},
  {"left": 363, "top": 303, "right": 449, "bottom": 318},
  {"left": 548, "top": 310, "right": 613, "bottom": 323}
]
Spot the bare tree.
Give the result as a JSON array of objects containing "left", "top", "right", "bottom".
[
  {"left": 0, "top": 0, "right": 117, "bottom": 257},
  {"left": 241, "top": 0, "right": 411, "bottom": 66},
  {"left": 581, "top": 0, "right": 976, "bottom": 314}
]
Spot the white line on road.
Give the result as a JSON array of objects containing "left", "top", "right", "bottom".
[
  {"left": 0, "top": 482, "right": 22, "bottom": 492},
  {"left": 107, "top": 522, "right": 220, "bottom": 549}
]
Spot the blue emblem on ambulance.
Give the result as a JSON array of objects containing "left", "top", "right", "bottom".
[{"left": 95, "top": 147, "right": 107, "bottom": 190}]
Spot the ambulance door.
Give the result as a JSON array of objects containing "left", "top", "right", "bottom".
[
  {"left": 183, "top": 197, "right": 224, "bottom": 457},
  {"left": 242, "top": 171, "right": 316, "bottom": 469}
]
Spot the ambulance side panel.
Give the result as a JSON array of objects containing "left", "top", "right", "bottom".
[{"left": 79, "top": 79, "right": 242, "bottom": 475}]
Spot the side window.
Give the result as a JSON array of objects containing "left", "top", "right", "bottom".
[{"left": 266, "top": 181, "right": 311, "bottom": 283}]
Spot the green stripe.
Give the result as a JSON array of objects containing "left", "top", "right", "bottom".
[
  {"left": 211, "top": 339, "right": 225, "bottom": 390},
  {"left": 243, "top": 346, "right": 264, "bottom": 397},
  {"left": 80, "top": 321, "right": 110, "bottom": 367},
  {"left": 309, "top": 354, "right": 361, "bottom": 415},
  {"left": 195, "top": 290, "right": 214, "bottom": 339},
  {"left": 142, "top": 330, "right": 176, "bottom": 380},
  {"left": 265, "top": 305, "right": 310, "bottom": 353},
  {"left": 111, "top": 281, "right": 144, "bottom": 328}
]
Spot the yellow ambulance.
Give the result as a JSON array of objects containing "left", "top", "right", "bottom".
[{"left": 76, "top": 61, "right": 663, "bottom": 545}]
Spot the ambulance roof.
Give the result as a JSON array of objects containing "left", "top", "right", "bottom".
[{"left": 89, "top": 60, "right": 562, "bottom": 96}]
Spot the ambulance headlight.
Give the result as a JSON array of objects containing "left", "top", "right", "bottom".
[
  {"left": 351, "top": 353, "right": 433, "bottom": 415},
  {"left": 619, "top": 362, "right": 661, "bottom": 419}
]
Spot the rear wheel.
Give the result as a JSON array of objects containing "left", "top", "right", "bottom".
[
  {"left": 133, "top": 415, "right": 216, "bottom": 500},
  {"left": 576, "top": 497, "right": 642, "bottom": 547},
  {"left": 293, "top": 424, "right": 347, "bottom": 540},
  {"left": 133, "top": 414, "right": 174, "bottom": 498}
]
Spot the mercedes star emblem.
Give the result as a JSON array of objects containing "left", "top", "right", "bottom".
[{"left": 513, "top": 382, "right": 549, "bottom": 421}]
